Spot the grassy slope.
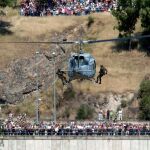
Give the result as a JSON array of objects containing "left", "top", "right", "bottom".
[
  {"left": 0, "top": 15, "right": 82, "bottom": 68},
  {"left": 1, "top": 12, "right": 150, "bottom": 119},
  {"left": 1, "top": 13, "right": 150, "bottom": 93},
  {"left": 73, "top": 13, "right": 150, "bottom": 93}
]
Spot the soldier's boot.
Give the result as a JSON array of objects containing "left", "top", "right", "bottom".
[{"left": 99, "top": 78, "right": 101, "bottom": 84}]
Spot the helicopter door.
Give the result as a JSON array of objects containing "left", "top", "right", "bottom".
[{"left": 93, "top": 60, "right": 96, "bottom": 69}]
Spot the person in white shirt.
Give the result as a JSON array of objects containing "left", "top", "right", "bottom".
[{"left": 117, "top": 109, "right": 123, "bottom": 121}]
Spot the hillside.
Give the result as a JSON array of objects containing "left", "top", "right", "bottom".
[
  {"left": 0, "top": 12, "right": 150, "bottom": 120},
  {"left": 1, "top": 13, "right": 150, "bottom": 92}
]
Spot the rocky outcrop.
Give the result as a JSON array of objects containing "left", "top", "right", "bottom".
[
  {"left": 74, "top": 91, "right": 135, "bottom": 112},
  {"left": 0, "top": 48, "right": 68, "bottom": 104},
  {"left": 0, "top": 25, "right": 78, "bottom": 104}
]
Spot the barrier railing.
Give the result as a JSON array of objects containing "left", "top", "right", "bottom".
[{"left": 0, "top": 129, "right": 150, "bottom": 137}]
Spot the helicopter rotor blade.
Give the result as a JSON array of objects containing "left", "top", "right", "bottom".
[
  {"left": 0, "top": 41, "right": 75, "bottom": 44},
  {"left": 83, "top": 34, "right": 150, "bottom": 44},
  {"left": 0, "top": 34, "right": 150, "bottom": 45}
]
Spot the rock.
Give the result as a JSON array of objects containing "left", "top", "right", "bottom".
[
  {"left": 114, "top": 94, "right": 119, "bottom": 101},
  {"left": 126, "top": 92, "right": 134, "bottom": 101},
  {"left": 95, "top": 103, "right": 99, "bottom": 109},
  {"left": 0, "top": 46, "right": 68, "bottom": 103}
]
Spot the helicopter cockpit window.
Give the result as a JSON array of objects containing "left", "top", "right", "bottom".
[
  {"left": 74, "top": 56, "right": 78, "bottom": 64},
  {"left": 73, "top": 56, "right": 87, "bottom": 66},
  {"left": 79, "top": 56, "right": 86, "bottom": 65}
]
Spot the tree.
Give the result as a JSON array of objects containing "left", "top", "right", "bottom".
[
  {"left": 139, "top": 80, "right": 150, "bottom": 98},
  {"left": 112, "top": 0, "right": 143, "bottom": 49},
  {"left": 0, "top": 0, "right": 17, "bottom": 7},
  {"left": 139, "top": 80, "right": 150, "bottom": 120},
  {"left": 121, "top": 100, "right": 127, "bottom": 108},
  {"left": 112, "top": 0, "right": 141, "bottom": 37},
  {"left": 139, "top": 0, "right": 150, "bottom": 50},
  {"left": 139, "top": 96, "right": 150, "bottom": 120},
  {"left": 76, "top": 104, "right": 94, "bottom": 120},
  {"left": 140, "top": 0, "right": 150, "bottom": 31}
]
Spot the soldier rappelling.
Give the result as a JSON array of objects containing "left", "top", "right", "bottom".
[
  {"left": 96, "top": 65, "right": 107, "bottom": 84},
  {"left": 56, "top": 69, "right": 68, "bottom": 85}
]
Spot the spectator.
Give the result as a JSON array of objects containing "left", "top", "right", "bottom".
[
  {"left": 109, "top": 110, "right": 113, "bottom": 120},
  {"left": 1, "top": 113, "right": 149, "bottom": 136},
  {"left": 117, "top": 109, "right": 123, "bottom": 121},
  {"left": 98, "top": 111, "right": 103, "bottom": 121},
  {"left": 107, "top": 109, "right": 110, "bottom": 120},
  {"left": 19, "top": 0, "right": 117, "bottom": 16}
]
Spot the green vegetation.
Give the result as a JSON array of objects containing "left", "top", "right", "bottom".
[
  {"left": 87, "top": 16, "right": 94, "bottom": 28},
  {"left": 76, "top": 104, "right": 94, "bottom": 120},
  {"left": 140, "top": 0, "right": 150, "bottom": 31},
  {"left": 0, "top": 0, "right": 17, "bottom": 7},
  {"left": 140, "top": 0, "right": 150, "bottom": 49},
  {"left": 63, "top": 86, "right": 76, "bottom": 101},
  {"left": 139, "top": 80, "right": 150, "bottom": 120},
  {"left": 139, "top": 80, "right": 150, "bottom": 98},
  {"left": 121, "top": 100, "right": 127, "bottom": 108},
  {"left": 112, "top": 0, "right": 150, "bottom": 51},
  {"left": 112, "top": 0, "right": 140, "bottom": 37},
  {"left": 63, "top": 108, "right": 70, "bottom": 119}
]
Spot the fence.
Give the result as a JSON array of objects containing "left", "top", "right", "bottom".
[{"left": 0, "top": 129, "right": 150, "bottom": 137}]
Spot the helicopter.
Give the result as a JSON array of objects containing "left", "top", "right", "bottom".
[
  {"left": 1, "top": 34, "right": 150, "bottom": 84},
  {"left": 50, "top": 34, "right": 150, "bottom": 83},
  {"left": 68, "top": 51, "right": 96, "bottom": 81},
  {"left": 44, "top": 40, "right": 97, "bottom": 83}
]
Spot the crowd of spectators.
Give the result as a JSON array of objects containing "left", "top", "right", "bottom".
[
  {"left": 0, "top": 113, "right": 150, "bottom": 136},
  {"left": 20, "top": 0, "right": 117, "bottom": 16}
]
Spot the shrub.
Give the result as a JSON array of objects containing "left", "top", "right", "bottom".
[
  {"left": 63, "top": 108, "right": 70, "bottom": 119},
  {"left": 87, "top": 16, "right": 94, "bottom": 28},
  {"left": 63, "top": 86, "right": 76, "bottom": 100},
  {"left": 139, "top": 96, "right": 150, "bottom": 120},
  {"left": 139, "top": 80, "right": 150, "bottom": 98},
  {"left": 0, "top": 0, "right": 17, "bottom": 7},
  {"left": 139, "top": 80, "right": 150, "bottom": 120},
  {"left": 76, "top": 104, "right": 94, "bottom": 120},
  {"left": 121, "top": 100, "right": 127, "bottom": 108}
]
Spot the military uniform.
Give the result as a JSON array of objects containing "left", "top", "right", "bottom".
[
  {"left": 96, "top": 65, "right": 107, "bottom": 84},
  {"left": 56, "top": 69, "right": 68, "bottom": 85}
]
